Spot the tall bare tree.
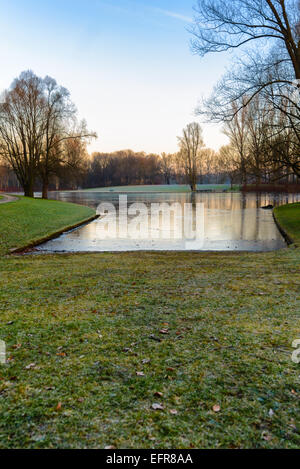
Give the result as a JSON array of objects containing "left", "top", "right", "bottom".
[
  {"left": 192, "top": 0, "right": 300, "bottom": 181},
  {"left": 0, "top": 71, "right": 45, "bottom": 197},
  {"left": 0, "top": 71, "right": 96, "bottom": 198},
  {"left": 160, "top": 153, "right": 174, "bottom": 185},
  {"left": 178, "top": 123, "right": 205, "bottom": 191}
]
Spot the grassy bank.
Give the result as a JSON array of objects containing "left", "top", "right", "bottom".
[
  {"left": 0, "top": 201, "right": 299, "bottom": 449},
  {"left": 274, "top": 203, "right": 300, "bottom": 245},
  {"left": 0, "top": 197, "right": 95, "bottom": 255}
]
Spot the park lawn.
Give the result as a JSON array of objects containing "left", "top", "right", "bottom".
[
  {"left": 0, "top": 197, "right": 95, "bottom": 255},
  {"left": 274, "top": 203, "right": 300, "bottom": 245},
  {"left": 0, "top": 200, "right": 299, "bottom": 449}
]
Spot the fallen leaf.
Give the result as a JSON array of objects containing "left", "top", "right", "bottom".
[
  {"left": 213, "top": 405, "right": 221, "bottom": 413},
  {"left": 151, "top": 403, "right": 164, "bottom": 411},
  {"left": 12, "top": 344, "right": 22, "bottom": 350},
  {"left": 262, "top": 431, "right": 272, "bottom": 441},
  {"left": 56, "top": 352, "right": 67, "bottom": 357},
  {"left": 25, "top": 363, "right": 36, "bottom": 370}
]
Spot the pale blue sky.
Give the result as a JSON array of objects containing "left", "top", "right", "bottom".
[{"left": 0, "top": 0, "right": 230, "bottom": 153}]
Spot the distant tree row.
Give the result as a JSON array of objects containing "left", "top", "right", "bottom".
[{"left": 78, "top": 129, "right": 240, "bottom": 190}]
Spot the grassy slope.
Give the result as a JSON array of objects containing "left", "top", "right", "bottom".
[
  {"left": 0, "top": 197, "right": 95, "bottom": 255},
  {"left": 0, "top": 202, "right": 299, "bottom": 449},
  {"left": 274, "top": 203, "right": 300, "bottom": 245}
]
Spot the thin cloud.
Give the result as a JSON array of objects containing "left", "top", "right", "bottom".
[
  {"left": 155, "top": 8, "right": 193, "bottom": 24},
  {"left": 96, "top": 2, "right": 193, "bottom": 24}
]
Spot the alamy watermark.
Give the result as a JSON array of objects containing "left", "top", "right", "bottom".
[
  {"left": 284, "top": 79, "right": 300, "bottom": 104},
  {"left": 0, "top": 340, "right": 6, "bottom": 364},
  {"left": 96, "top": 195, "right": 205, "bottom": 249},
  {"left": 292, "top": 339, "right": 300, "bottom": 364}
]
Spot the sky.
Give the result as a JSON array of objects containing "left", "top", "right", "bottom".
[{"left": 0, "top": 0, "right": 230, "bottom": 154}]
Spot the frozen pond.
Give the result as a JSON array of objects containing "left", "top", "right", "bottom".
[{"left": 36, "top": 191, "right": 300, "bottom": 252}]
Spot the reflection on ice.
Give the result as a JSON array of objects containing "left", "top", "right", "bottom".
[{"left": 37, "top": 192, "right": 300, "bottom": 252}]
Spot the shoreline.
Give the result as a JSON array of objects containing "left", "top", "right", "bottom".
[
  {"left": 273, "top": 211, "right": 294, "bottom": 246},
  {"left": 9, "top": 214, "right": 99, "bottom": 254}
]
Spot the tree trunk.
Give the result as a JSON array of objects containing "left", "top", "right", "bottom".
[
  {"left": 42, "top": 180, "right": 49, "bottom": 199},
  {"left": 190, "top": 181, "right": 197, "bottom": 192},
  {"left": 24, "top": 178, "right": 34, "bottom": 198}
]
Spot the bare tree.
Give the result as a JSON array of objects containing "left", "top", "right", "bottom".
[
  {"left": 0, "top": 71, "right": 45, "bottom": 197},
  {"left": 192, "top": 0, "right": 300, "bottom": 80},
  {"left": 160, "top": 153, "right": 174, "bottom": 185},
  {"left": 177, "top": 123, "right": 205, "bottom": 191},
  {"left": 192, "top": 1, "right": 300, "bottom": 181},
  {"left": 0, "top": 71, "right": 96, "bottom": 198},
  {"left": 218, "top": 145, "right": 241, "bottom": 187},
  {"left": 38, "top": 76, "right": 96, "bottom": 199},
  {"left": 223, "top": 101, "right": 250, "bottom": 184}
]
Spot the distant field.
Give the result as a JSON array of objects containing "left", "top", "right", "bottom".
[{"left": 83, "top": 184, "right": 238, "bottom": 193}]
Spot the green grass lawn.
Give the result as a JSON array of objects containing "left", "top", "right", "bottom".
[
  {"left": 274, "top": 203, "right": 300, "bottom": 245},
  {"left": 0, "top": 199, "right": 299, "bottom": 449},
  {"left": 81, "top": 184, "right": 239, "bottom": 193},
  {"left": 0, "top": 197, "right": 95, "bottom": 255}
]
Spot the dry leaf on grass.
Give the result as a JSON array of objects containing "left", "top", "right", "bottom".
[
  {"left": 25, "top": 363, "right": 36, "bottom": 370},
  {"left": 212, "top": 405, "right": 221, "bottom": 413},
  {"left": 151, "top": 403, "right": 164, "bottom": 411}
]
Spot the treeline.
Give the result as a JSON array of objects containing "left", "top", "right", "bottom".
[
  {"left": 2, "top": 137, "right": 298, "bottom": 193},
  {"left": 86, "top": 151, "right": 163, "bottom": 188},
  {"left": 64, "top": 147, "right": 238, "bottom": 190}
]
